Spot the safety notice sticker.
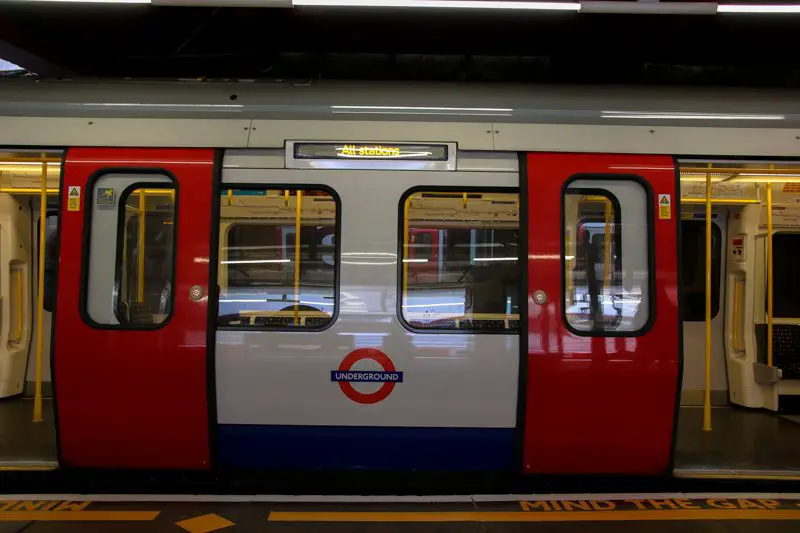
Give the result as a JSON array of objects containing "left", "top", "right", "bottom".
[
  {"left": 658, "top": 194, "right": 671, "bottom": 219},
  {"left": 67, "top": 186, "right": 81, "bottom": 212}
]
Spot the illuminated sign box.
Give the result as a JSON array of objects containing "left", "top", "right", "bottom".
[{"left": 294, "top": 143, "right": 449, "bottom": 161}]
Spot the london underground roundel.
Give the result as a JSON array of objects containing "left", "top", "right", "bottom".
[{"left": 330, "top": 348, "right": 403, "bottom": 404}]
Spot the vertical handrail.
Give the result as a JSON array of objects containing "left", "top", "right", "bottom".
[
  {"left": 403, "top": 196, "right": 410, "bottom": 303},
  {"left": 293, "top": 191, "right": 302, "bottom": 326},
  {"left": 767, "top": 183, "right": 774, "bottom": 368},
  {"left": 603, "top": 198, "right": 612, "bottom": 288},
  {"left": 732, "top": 278, "right": 743, "bottom": 354},
  {"left": 33, "top": 155, "right": 47, "bottom": 423},
  {"left": 703, "top": 165, "right": 712, "bottom": 432},
  {"left": 137, "top": 190, "right": 146, "bottom": 303},
  {"left": 14, "top": 268, "right": 22, "bottom": 342}
]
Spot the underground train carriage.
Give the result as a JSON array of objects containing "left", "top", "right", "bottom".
[
  {"left": 1, "top": 141, "right": 800, "bottom": 478},
  {"left": 2, "top": 145, "right": 682, "bottom": 476}
]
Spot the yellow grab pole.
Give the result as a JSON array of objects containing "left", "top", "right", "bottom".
[
  {"left": 137, "top": 191, "right": 146, "bottom": 302},
  {"left": 603, "top": 199, "right": 612, "bottom": 287},
  {"left": 15, "top": 268, "right": 22, "bottom": 342},
  {"left": 33, "top": 156, "right": 47, "bottom": 423},
  {"left": 703, "top": 165, "right": 712, "bottom": 432},
  {"left": 403, "top": 197, "right": 410, "bottom": 299},
  {"left": 293, "top": 191, "right": 302, "bottom": 326},
  {"left": 767, "top": 183, "right": 774, "bottom": 368}
]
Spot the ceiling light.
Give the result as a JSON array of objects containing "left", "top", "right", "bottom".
[
  {"left": 330, "top": 105, "right": 514, "bottom": 116},
  {"left": 730, "top": 173, "right": 800, "bottom": 183},
  {"left": 679, "top": 173, "right": 730, "bottom": 182},
  {"left": 295, "top": 0, "right": 580, "bottom": 10},
  {"left": 718, "top": 3, "right": 800, "bottom": 13},
  {"left": 602, "top": 111, "right": 785, "bottom": 120}
]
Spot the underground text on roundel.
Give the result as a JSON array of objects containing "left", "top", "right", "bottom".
[{"left": 330, "top": 371, "right": 403, "bottom": 383}]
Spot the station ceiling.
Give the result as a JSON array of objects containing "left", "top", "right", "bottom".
[{"left": 1, "top": 4, "right": 799, "bottom": 86}]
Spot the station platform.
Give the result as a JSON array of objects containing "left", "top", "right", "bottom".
[{"left": 0, "top": 494, "right": 799, "bottom": 533}]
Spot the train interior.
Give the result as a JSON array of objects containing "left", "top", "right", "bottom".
[{"left": 1, "top": 148, "right": 799, "bottom": 478}]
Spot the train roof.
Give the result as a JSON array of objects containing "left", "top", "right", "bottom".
[{"left": 1, "top": 78, "right": 799, "bottom": 127}]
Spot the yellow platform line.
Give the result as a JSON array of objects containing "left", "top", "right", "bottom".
[
  {"left": 268, "top": 510, "right": 800, "bottom": 522},
  {"left": 675, "top": 473, "right": 800, "bottom": 481},
  {"left": 0, "top": 511, "right": 159, "bottom": 521}
]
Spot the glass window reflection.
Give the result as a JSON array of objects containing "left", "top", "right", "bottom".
[{"left": 401, "top": 190, "right": 520, "bottom": 332}]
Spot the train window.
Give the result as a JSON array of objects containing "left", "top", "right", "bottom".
[
  {"left": 84, "top": 175, "right": 176, "bottom": 328},
  {"left": 399, "top": 189, "right": 520, "bottom": 332},
  {"left": 217, "top": 187, "right": 338, "bottom": 329},
  {"left": 681, "top": 220, "right": 721, "bottom": 321},
  {"left": 563, "top": 179, "right": 651, "bottom": 334},
  {"left": 773, "top": 232, "right": 800, "bottom": 318},
  {"left": 115, "top": 187, "right": 176, "bottom": 326}
]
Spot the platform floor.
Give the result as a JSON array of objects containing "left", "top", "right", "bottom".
[
  {"left": 674, "top": 406, "right": 800, "bottom": 475},
  {"left": 0, "top": 397, "right": 57, "bottom": 467},
  {"left": 0, "top": 495, "right": 800, "bottom": 533}
]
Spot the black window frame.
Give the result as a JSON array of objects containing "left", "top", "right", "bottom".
[
  {"left": 397, "top": 185, "right": 522, "bottom": 335},
  {"left": 80, "top": 169, "right": 179, "bottom": 331},
  {"left": 680, "top": 218, "right": 722, "bottom": 322},
  {"left": 560, "top": 174, "right": 656, "bottom": 338},
  {"left": 216, "top": 183, "right": 342, "bottom": 333}
]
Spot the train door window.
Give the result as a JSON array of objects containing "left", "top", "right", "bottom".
[
  {"left": 563, "top": 179, "right": 652, "bottom": 334},
  {"left": 217, "top": 187, "right": 338, "bottom": 329},
  {"left": 84, "top": 174, "right": 176, "bottom": 328},
  {"left": 400, "top": 189, "right": 520, "bottom": 332},
  {"left": 681, "top": 219, "right": 721, "bottom": 321},
  {"left": 772, "top": 232, "right": 800, "bottom": 318}
]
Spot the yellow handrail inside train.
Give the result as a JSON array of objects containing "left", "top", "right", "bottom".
[
  {"left": 33, "top": 156, "right": 47, "bottom": 423},
  {"left": 603, "top": 199, "right": 612, "bottom": 288},
  {"left": 294, "top": 191, "right": 302, "bottom": 326},
  {"left": 137, "top": 190, "right": 146, "bottom": 303},
  {"left": 703, "top": 165, "right": 712, "bottom": 432},
  {"left": 14, "top": 268, "right": 22, "bottom": 343},
  {"left": 767, "top": 182, "right": 774, "bottom": 368}
]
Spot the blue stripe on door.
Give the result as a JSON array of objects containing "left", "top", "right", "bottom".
[{"left": 218, "top": 425, "right": 515, "bottom": 471}]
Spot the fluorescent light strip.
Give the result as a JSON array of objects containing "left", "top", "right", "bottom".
[
  {"left": 331, "top": 105, "right": 513, "bottom": 112},
  {"left": 295, "top": 0, "right": 580, "bottom": 10},
  {"left": 718, "top": 4, "right": 800, "bottom": 13},
  {"left": 602, "top": 111, "right": 785, "bottom": 120},
  {"left": 83, "top": 103, "right": 242, "bottom": 108}
]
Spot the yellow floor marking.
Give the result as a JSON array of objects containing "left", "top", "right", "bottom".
[
  {"left": 177, "top": 513, "right": 235, "bottom": 533},
  {"left": 0, "top": 511, "right": 159, "bottom": 521},
  {"left": 676, "top": 473, "right": 800, "bottom": 481},
  {"left": 268, "top": 510, "right": 800, "bottom": 522}
]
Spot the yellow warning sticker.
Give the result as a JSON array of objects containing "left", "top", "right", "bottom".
[
  {"left": 67, "top": 185, "right": 81, "bottom": 212},
  {"left": 658, "top": 194, "right": 671, "bottom": 219},
  {"left": 784, "top": 182, "right": 800, "bottom": 193}
]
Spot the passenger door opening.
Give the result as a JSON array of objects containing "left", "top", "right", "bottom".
[
  {"left": 673, "top": 160, "right": 800, "bottom": 478},
  {"left": 0, "top": 149, "right": 60, "bottom": 470}
]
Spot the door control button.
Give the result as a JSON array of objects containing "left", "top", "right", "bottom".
[
  {"left": 189, "top": 285, "right": 204, "bottom": 301},
  {"left": 532, "top": 290, "right": 547, "bottom": 305}
]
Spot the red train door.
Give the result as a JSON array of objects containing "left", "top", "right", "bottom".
[
  {"left": 523, "top": 153, "right": 680, "bottom": 475},
  {"left": 53, "top": 148, "right": 216, "bottom": 469}
]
